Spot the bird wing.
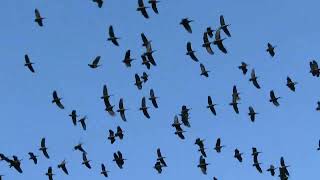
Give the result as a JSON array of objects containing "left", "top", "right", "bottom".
[
  {"left": 150, "top": 1, "right": 159, "bottom": 14},
  {"left": 41, "top": 138, "right": 46, "bottom": 148},
  {"left": 35, "top": 9, "right": 41, "bottom": 18},
  {"left": 92, "top": 56, "right": 101, "bottom": 66},
  {"left": 109, "top": 26, "right": 115, "bottom": 37}
]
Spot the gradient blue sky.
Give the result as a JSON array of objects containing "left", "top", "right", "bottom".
[{"left": 0, "top": 0, "right": 320, "bottom": 179}]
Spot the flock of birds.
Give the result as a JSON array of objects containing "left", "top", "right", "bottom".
[{"left": 2, "top": 1, "right": 320, "bottom": 180}]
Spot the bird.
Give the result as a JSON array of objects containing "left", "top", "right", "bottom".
[
  {"left": 88, "top": 56, "right": 101, "bottom": 68},
  {"left": 186, "top": 42, "right": 199, "bottom": 62},
  {"left": 115, "top": 126, "right": 124, "bottom": 140},
  {"left": 117, "top": 98, "right": 127, "bottom": 121},
  {"left": 214, "top": 138, "right": 225, "bottom": 153},
  {"left": 280, "top": 157, "right": 290, "bottom": 176},
  {"left": 238, "top": 62, "right": 248, "bottom": 75},
  {"left": 123, "top": 50, "right": 135, "bottom": 67},
  {"left": 39, "top": 138, "right": 50, "bottom": 159},
  {"left": 279, "top": 167, "right": 289, "bottom": 180},
  {"left": 141, "top": 72, "right": 149, "bottom": 83},
  {"left": 317, "top": 140, "right": 320, "bottom": 150},
  {"left": 214, "top": 28, "right": 227, "bottom": 54},
  {"left": 200, "top": 63, "right": 209, "bottom": 77},
  {"left": 93, "top": 0, "right": 103, "bottom": 8},
  {"left": 78, "top": 116, "right": 87, "bottom": 131},
  {"left": 266, "top": 43, "right": 276, "bottom": 57},
  {"left": 195, "top": 138, "right": 207, "bottom": 157},
  {"left": 137, "top": 0, "right": 149, "bottom": 19},
  {"left": 269, "top": 90, "right": 280, "bottom": 106},
  {"left": 0, "top": 175, "right": 3, "bottom": 180},
  {"left": 104, "top": 97, "right": 116, "bottom": 117},
  {"left": 148, "top": 0, "right": 159, "bottom": 14},
  {"left": 141, "top": 33, "right": 151, "bottom": 47},
  {"left": 34, "top": 9, "right": 45, "bottom": 27},
  {"left": 28, "top": 152, "right": 38, "bottom": 164},
  {"left": 113, "top": 151, "right": 125, "bottom": 169},
  {"left": 139, "top": 97, "right": 150, "bottom": 119},
  {"left": 144, "top": 43, "right": 157, "bottom": 66},
  {"left": 156, "top": 148, "right": 167, "bottom": 167},
  {"left": 107, "top": 26, "right": 120, "bottom": 46},
  {"left": 135, "top": 74, "right": 143, "bottom": 90},
  {"left": 286, "top": 76, "right": 297, "bottom": 92},
  {"left": 198, "top": 155, "right": 209, "bottom": 174},
  {"left": 101, "top": 163, "right": 109, "bottom": 177},
  {"left": 9, "top": 156, "right": 23, "bottom": 173},
  {"left": 149, "top": 89, "right": 159, "bottom": 108},
  {"left": 154, "top": 161, "right": 163, "bottom": 173},
  {"left": 219, "top": 15, "right": 231, "bottom": 37},
  {"left": 202, "top": 32, "right": 214, "bottom": 55},
  {"left": 267, "top": 165, "right": 277, "bottom": 176},
  {"left": 52, "top": 91, "right": 64, "bottom": 109},
  {"left": 74, "top": 143, "right": 87, "bottom": 154},
  {"left": 24, "top": 54, "right": 35, "bottom": 73},
  {"left": 253, "top": 155, "right": 263, "bottom": 173},
  {"left": 232, "top": 85, "right": 241, "bottom": 101},
  {"left": 82, "top": 153, "right": 91, "bottom": 169},
  {"left": 316, "top": 101, "right": 320, "bottom": 111},
  {"left": 248, "top": 106, "right": 258, "bottom": 122},
  {"left": 69, "top": 110, "right": 78, "bottom": 126},
  {"left": 249, "top": 69, "right": 261, "bottom": 89},
  {"left": 207, "top": 96, "right": 217, "bottom": 115},
  {"left": 309, "top": 60, "right": 320, "bottom": 77},
  {"left": 206, "top": 27, "right": 215, "bottom": 38},
  {"left": 180, "top": 18, "right": 193, "bottom": 33},
  {"left": 172, "top": 115, "right": 186, "bottom": 139},
  {"left": 234, "top": 149, "right": 243, "bottom": 162},
  {"left": 108, "top": 130, "right": 116, "bottom": 144},
  {"left": 57, "top": 160, "right": 69, "bottom": 175},
  {"left": 180, "top": 105, "right": 191, "bottom": 127},
  {"left": 45, "top": 167, "right": 54, "bottom": 180},
  {"left": 141, "top": 54, "right": 151, "bottom": 69}
]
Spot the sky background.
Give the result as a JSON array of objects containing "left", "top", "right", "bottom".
[{"left": 0, "top": 0, "right": 320, "bottom": 179}]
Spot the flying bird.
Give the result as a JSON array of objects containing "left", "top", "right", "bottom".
[
  {"left": 57, "top": 160, "right": 69, "bottom": 175},
  {"left": 137, "top": 0, "right": 149, "bottom": 19},
  {"left": 39, "top": 138, "right": 50, "bottom": 159},
  {"left": 249, "top": 69, "right": 261, "bottom": 89},
  {"left": 267, "top": 165, "right": 276, "bottom": 176},
  {"left": 101, "top": 163, "right": 109, "bottom": 177},
  {"left": 10, "top": 156, "right": 23, "bottom": 173},
  {"left": 46, "top": 167, "right": 54, "bottom": 180},
  {"left": 93, "top": 0, "right": 103, "bottom": 8},
  {"left": 172, "top": 115, "right": 185, "bottom": 139},
  {"left": 24, "top": 54, "right": 35, "bottom": 73},
  {"left": 195, "top": 138, "right": 207, "bottom": 157},
  {"left": 219, "top": 15, "right": 231, "bottom": 37},
  {"left": 202, "top": 32, "right": 214, "bottom": 55},
  {"left": 139, "top": 97, "right": 150, "bottom": 118},
  {"left": 238, "top": 62, "right": 248, "bottom": 75},
  {"left": 200, "top": 63, "right": 209, "bottom": 77},
  {"left": 69, "top": 110, "right": 78, "bottom": 126},
  {"left": 78, "top": 116, "right": 87, "bottom": 131},
  {"left": 269, "top": 90, "right": 280, "bottom": 106},
  {"left": 317, "top": 140, "right": 320, "bottom": 150},
  {"left": 144, "top": 43, "right": 157, "bottom": 66},
  {"left": 198, "top": 156, "right": 209, "bottom": 174},
  {"left": 214, "top": 28, "right": 227, "bottom": 54},
  {"left": 28, "top": 152, "right": 38, "bottom": 164},
  {"left": 113, "top": 151, "right": 125, "bottom": 169},
  {"left": 74, "top": 143, "right": 87, "bottom": 154},
  {"left": 123, "top": 50, "right": 135, "bottom": 67},
  {"left": 234, "top": 149, "right": 243, "bottom": 162},
  {"left": 135, "top": 74, "right": 143, "bottom": 90},
  {"left": 88, "top": 56, "right": 101, "bottom": 68},
  {"left": 34, "top": 9, "right": 45, "bottom": 26},
  {"left": 266, "top": 43, "right": 276, "bottom": 57},
  {"left": 108, "top": 130, "right": 116, "bottom": 144},
  {"left": 156, "top": 148, "right": 167, "bottom": 167},
  {"left": 206, "top": 27, "right": 215, "bottom": 38},
  {"left": 82, "top": 153, "right": 91, "bottom": 169},
  {"left": 180, "top": 105, "right": 191, "bottom": 127},
  {"left": 108, "top": 26, "right": 120, "bottom": 46},
  {"left": 214, "top": 138, "right": 224, "bottom": 153},
  {"left": 248, "top": 106, "right": 258, "bottom": 122},
  {"left": 117, "top": 98, "right": 127, "bottom": 121},
  {"left": 154, "top": 161, "right": 163, "bottom": 174},
  {"left": 148, "top": 0, "right": 159, "bottom": 14},
  {"left": 280, "top": 157, "right": 290, "bottom": 176},
  {"left": 186, "top": 42, "right": 199, "bottom": 62},
  {"left": 180, "top": 18, "right": 193, "bottom": 33},
  {"left": 286, "top": 76, "right": 297, "bottom": 92},
  {"left": 149, "top": 89, "right": 159, "bottom": 108},
  {"left": 207, "top": 96, "right": 217, "bottom": 115},
  {"left": 141, "top": 54, "right": 151, "bottom": 69},
  {"left": 115, "top": 126, "right": 124, "bottom": 140},
  {"left": 310, "top": 60, "right": 320, "bottom": 77},
  {"left": 141, "top": 72, "right": 149, "bottom": 83},
  {"left": 232, "top": 85, "right": 240, "bottom": 101},
  {"left": 52, "top": 91, "right": 64, "bottom": 109}
]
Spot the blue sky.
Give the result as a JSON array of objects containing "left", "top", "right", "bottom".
[{"left": 0, "top": 0, "right": 320, "bottom": 179}]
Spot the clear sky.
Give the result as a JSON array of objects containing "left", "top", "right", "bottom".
[{"left": 0, "top": 0, "right": 320, "bottom": 179}]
